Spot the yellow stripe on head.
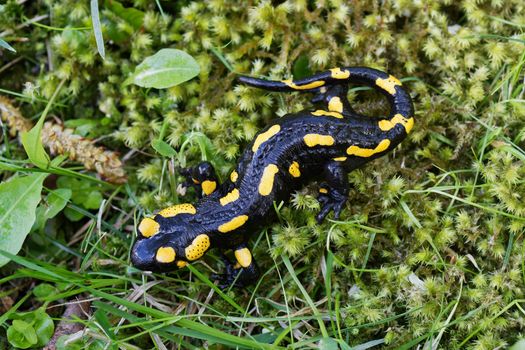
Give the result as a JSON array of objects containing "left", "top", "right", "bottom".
[
  {"left": 218, "top": 215, "right": 249, "bottom": 233},
  {"left": 138, "top": 217, "right": 160, "bottom": 238},
  {"left": 303, "top": 134, "right": 335, "bottom": 147},
  {"left": 158, "top": 203, "right": 196, "bottom": 218},
  {"left": 347, "top": 139, "right": 391, "bottom": 157},
  {"left": 252, "top": 124, "right": 280, "bottom": 153},
  {"left": 258, "top": 164, "right": 279, "bottom": 196}
]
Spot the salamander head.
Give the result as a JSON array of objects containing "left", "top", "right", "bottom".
[{"left": 131, "top": 204, "right": 210, "bottom": 272}]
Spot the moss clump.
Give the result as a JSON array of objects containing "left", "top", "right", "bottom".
[{"left": 1, "top": 0, "right": 525, "bottom": 348}]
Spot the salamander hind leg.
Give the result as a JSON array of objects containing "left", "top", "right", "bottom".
[
  {"left": 211, "top": 246, "right": 259, "bottom": 289},
  {"left": 316, "top": 161, "right": 350, "bottom": 223},
  {"left": 180, "top": 161, "right": 219, "bottom": 198}
]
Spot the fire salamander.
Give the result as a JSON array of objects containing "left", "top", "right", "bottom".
[{"left": 131, "top": 67, "right": 414, "bottom": 288}]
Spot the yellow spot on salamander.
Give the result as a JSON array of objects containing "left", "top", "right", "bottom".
[
  {"left": 303, "top": 134, "right": 335, "bottom": 147},
  {"left": 311, "top": 110, "right": 343, "bottom": 119},
  {"left": 333, "top": 156, "right": 347, "bottom": 161},
  {"left": 252, "top": 124, "right": 280, "bottom": 153},
  {"left": 138, "top": 217, "right": 160, "bottom": 238},
  {"left": 234, "top": 248, "right": 252, "bottom": 268},
  {"left": 258, "top": 164, "right": 279, "bottom": 196},
  {"left": 202, "top": 180, "right": 216, "bottom": 195},
  {"left": 156, "top": 247, "right": 176, "bottom": 263},
  {"left": 230, "top": 170, "right": 238, "bottom": 182},
  {"left": 218, "top": 215, "right": 249, "bottom": 233},
  {"left": 347, "top": 139, "right": 391, "bottom": 157},
  {"left": 375, "top": 75, "right": 402, "bottom": 95},
  {"left": 328, "top": 96, "right": 343, "bottom": 113},
  {"left": 158, "top": 203, "right": 196, "bottom": 218},
  {"left": 330, "top": 67, "right": 350, "bottom": 79},
  {"left": 220, "top": 188, "right": 240, "bottom": 206},
  {"left": 282, "top": 79, "right": 325, "bottom": 90},
  {"left": 185, "top": 234, "right": 210, "bottom": 261},
  {"left": 177, "top": 260, "right": 188, "bottom": 268},
  {"left": 288, "top": 161, "right": 301, "bottom": 178},
  {"left": 319, "top": 188, "right": 328, "bottom": 194},
  {"left": 378, "top": 113, "right": 414, "bottom": 133}
]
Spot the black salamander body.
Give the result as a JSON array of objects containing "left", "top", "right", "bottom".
[{"left": 131, "top": 67, "right": 414, "bottom": 287}]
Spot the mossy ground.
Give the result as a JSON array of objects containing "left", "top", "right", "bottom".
[{"left": 1, "top": 0, "right": 525, "bottom": 349}]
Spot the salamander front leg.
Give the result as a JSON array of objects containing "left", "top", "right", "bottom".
[
  {"left": 180, "top": 161, "right": 219, "bottom": 198},
  {"left": 211, "top": 246, "right": 259, "bottom": 289},
  {"left": 316, "top": 161, "right": 349, "bottom": 223}
]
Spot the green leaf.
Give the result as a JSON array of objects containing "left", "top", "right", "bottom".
[
  {"left": 124, "top": 48, "right": 200, "bottom": 89},
  {"left": 292, "top": 55, "right": 311, "bottom": 79},
  {"left": 84, "top": 190, "right": 103, "bottom": 209},
  {"left": 20, "top": 118, "right": 50, "bottom": 169},
  {"left": 33, "top": 283, "right": 58, "bottom": 299},
  {"left": 152, "top": 139, "right": 177, "bottom": 157},
  {"left": 105, "top": 0, "right": 144, "bottom": 29},
  {"left": 21, "top": 78, "right": 66, "bottom": 169},
  {"left": 31, "top": 309, "right": 55, "bottom": 347},
  {"left": 0, "top": 37, "right": 16, "bottom": 52},
  {"left": 64, "top": 207, "right": 84, "bottom": 222},
  {"left": 7, "top": 320, "right": 38, "bottom": 349},
  {"left": 56, "top": 334, "right": 84, "bottom": 350},
  {"left": 44, "top": 188, "right": 72, "bottom": 219},
  {"left": 91, "top": 0, "right": 105, "bottom": 59},
  {"left": 318, "top": 338, "right": 339, "bottom": 350},
  {"left": 0, "top": 173, "right": 46, "bottom": 267}
]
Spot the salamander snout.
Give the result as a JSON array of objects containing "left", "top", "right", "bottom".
[{"left": 131, "top": 233, "right": 188, "bottom": 272}]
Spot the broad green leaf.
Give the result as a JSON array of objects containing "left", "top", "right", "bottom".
[
  {"left": 124, "top": 48, "right": 200, "bottom": 89},
  {"left": 0, "top": 173, "right": 46, "bottom": 267},
  {"left": 7, "top": 320, "right": 38, "bottom": 349},
  {"left": 0, "top": 37, "right": 16, "bottom": 52},
  {"left": 44, "top": 188, "right": 72, "bottom": 219},
  {"left": 292, "top": 55, "right": 311, "bottom": 79},
  {"left": 31, "top": 309, "right": 55, "bottom": 347},
  {"left": 84, "top": 190, "right": 103, "bottom": 209},
  {"left": 34, "top": 188, "right": 72, "bottom": 231},
  {"left": 21, "top": 78, "right": 66, "bottom": 169},
  {"left": 152, "top": 139, "right": 177, "bottom": 157},
  {"left": 21, "top": 118, "right": 50, "bottom": 169},
  {"left": 318, "top": 338, "right": 338, "bottom": 350},
  {"left": 105, "top": 0, "right": 144, "bottom": 29},
  {"left": 64, "top": 207, "right": 84, "bottom": 222},
  {"left": 33, "top": 283, "right": 57, "bottom": 299},
  {"left": 91, "top": 0, "right": 105, "bottom": 59}
]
